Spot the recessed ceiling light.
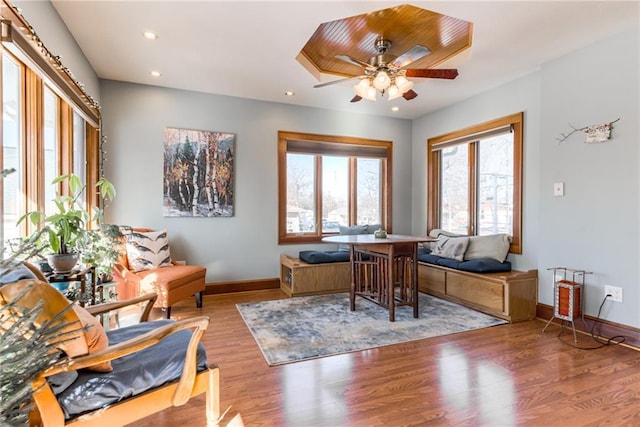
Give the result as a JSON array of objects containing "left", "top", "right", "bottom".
[
  {"left": 150, "top": 70, "right": 162, "bottom": 77},
  {"left": 143, "top": 31, "right": 158, "bottom": 40},
  {"left": 391, "top": 106, "right": 399, "bottom": 112},
  {"left": 284, "top": 91, "right": 295, "bottom": 96}
]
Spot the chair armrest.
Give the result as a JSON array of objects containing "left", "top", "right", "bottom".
[
  {"left": 42, "top": 315, "right": 209, "bottom": 376},
  {"left": 85, "top": 292, "right": 157, "bottom": 322},
  {"left": 33, "top": 315, "right": 210, "bottom": 426}
]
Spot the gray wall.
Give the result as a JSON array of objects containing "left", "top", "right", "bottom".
[
  {"left": 412, "top": 26, "right": 639, "bottom": 328},
  {"left": 537, "top": 26, "right": 639, "bottom": 328},
  {"left": 13, "top": 0, "right": 100, "bottom": 105},
  {"left": 13, "top": 1, "right": 640, "bottom": 328},
  {"left": 100, "top": 80, "right": 413, "bottom": 282}
]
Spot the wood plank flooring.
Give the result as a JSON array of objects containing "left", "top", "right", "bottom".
[{"left": 128, "top": 290, "right": 640, "bottom": 427}]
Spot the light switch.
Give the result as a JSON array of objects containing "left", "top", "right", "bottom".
[{"left": 553, "top": 182, "right": 564, "bottom": 196}]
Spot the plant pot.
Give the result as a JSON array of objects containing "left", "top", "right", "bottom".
[{"left": 46, "top": 253, "right": 79, "bottom": 274}]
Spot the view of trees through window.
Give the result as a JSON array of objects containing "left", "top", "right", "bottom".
[
  {"left": 440, "top": 133, "right": 514, "bottom": 235},
  {"left": 279, "top": 131, "right": 390, "bottom": 244},
  {"left": 285, "top": 154, "right": 382, "bottom": 234},
  {"left": 428, "top": 112, "right": 523, "bottom": 253},
  {"left": 2, "top": 54, "right": 22, "bottom": 242}
]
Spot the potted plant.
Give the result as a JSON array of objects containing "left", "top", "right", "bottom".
[{"left": 18, "top": 174, "right": 116, "bottom": 274}]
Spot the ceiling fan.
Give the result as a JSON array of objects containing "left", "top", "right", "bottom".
[{"left": 314, "top": 38, "right": 459, "bottom": 102}]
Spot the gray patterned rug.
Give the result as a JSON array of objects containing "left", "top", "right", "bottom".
[{"left": 236, "top": 292, "right": 507, "bottom": 366}]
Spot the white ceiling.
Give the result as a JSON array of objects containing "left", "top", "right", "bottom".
[{"left": 51, "top": 1, "right": 639, "bottom": 120}]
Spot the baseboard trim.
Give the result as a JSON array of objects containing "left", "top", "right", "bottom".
[
  {"left": 204, "top": 278, "right": 280, "bottom": 295},
  {"left": 536, "top": 303, "right": 640, "bottom": 350}
]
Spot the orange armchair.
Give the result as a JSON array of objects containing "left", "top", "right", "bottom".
[{"left": 113, "top": 228, "right": 206, "bottom": 318}]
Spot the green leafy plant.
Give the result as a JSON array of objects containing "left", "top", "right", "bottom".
[
  {"left": 79, "top": 224, "right": 127, "bottom": 283},
  {"left": 1, "top": 167, "right": 79, "bottom": 425},
  {"left": 18, "top": 174, "right": 116, "bottom": 255}
]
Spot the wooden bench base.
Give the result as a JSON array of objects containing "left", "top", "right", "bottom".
[
  {"left": 280, "top": 254, "right": 350, "bottom": 297},
  {"left": 418, "top": 262, "right": 538, "bottom": 323}
]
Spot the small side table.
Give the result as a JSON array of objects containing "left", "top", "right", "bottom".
[
  {"left": 96, "top": 281, "right": 119, "bottom": 329},
  {"left": 45, "top": 266, "right": 97, "bottom": 307},
  {"left": 542, "top": 267, "right": 591, "bottom": 342}
]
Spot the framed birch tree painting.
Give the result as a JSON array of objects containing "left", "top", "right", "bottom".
[{"left": 163, "top": 127, "right": 235, "bottom": 217}]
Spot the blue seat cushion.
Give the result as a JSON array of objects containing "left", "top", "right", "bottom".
[
  {"left": 456, "top": 258, "right": 511, "bottom": 273},
  {"left": 299, "top": 250, "right": 350, "bottom": 264},
  {"left": 418, "top": 254, "right": 511, "bottom": 273},
  {"left": 56, "top": 319, "right": 208, "bottom": 420}
]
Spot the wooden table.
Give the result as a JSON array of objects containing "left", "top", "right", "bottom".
[{"left": 322, "top": 234, "right": 435, "bottom": 321}]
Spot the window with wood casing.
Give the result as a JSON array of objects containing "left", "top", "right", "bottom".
[
  {"left": 278, "top": 131, "right": 392, "bottom": 244},
  {"left": 427, "top": 112, "right": 524, "bottom": 254}
]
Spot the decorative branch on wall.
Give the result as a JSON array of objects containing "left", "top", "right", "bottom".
[{"left": 556, "top": 118, "right": 620, "bottom": 144}]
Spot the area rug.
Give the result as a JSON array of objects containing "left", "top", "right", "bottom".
[{"left": 236, "top": 292, "right": 507, "bottom": 366}]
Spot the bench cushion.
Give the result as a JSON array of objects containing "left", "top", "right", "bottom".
[
  {"left": 418, "top": 253, "right": 511, "bottom": 273},
  {"left": 299, "top": 250, "right": 350, "bottom": 264},
  {"left": 56, "top": 319, "right": 208, "bottom": 420}
]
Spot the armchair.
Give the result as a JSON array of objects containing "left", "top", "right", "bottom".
[
  {"left": 113, "top": 228, "right": 206, "bottom": 318},
  {"left": 0, "top": 279, "right": 220, "bottom": 426}
]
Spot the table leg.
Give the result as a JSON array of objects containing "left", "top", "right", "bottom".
[
  {"left": 350, "top": 245, "right": 356, "bottom": 312},
  {"left": 412, "top": 244, "right": 419, "bottom": 318},
  {"left": 388, "top": 245, "right": 395, "bottom": 322}
]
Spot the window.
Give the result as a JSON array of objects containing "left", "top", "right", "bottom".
[
  {"left": 73, "top": 111, "right": 87, "bottom": 209},
  {"left": 43, "top": 86, "right": 59, "bottom": 216},
  {"left": 278, "top": 131, "right": 392, "bottom": 244},
  {"left": 1, "top": 54, "right": 23, "bottom": 242},
  {"left": 427, "top": 112, "right": 523, "bottom": 253},
  {"left": 1, "top": 9, "right": 101, "bottom": 245}
]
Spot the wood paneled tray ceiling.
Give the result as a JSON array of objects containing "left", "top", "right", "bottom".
[{"left": 297, "top": 4, "right": 473, "bottom": 80}]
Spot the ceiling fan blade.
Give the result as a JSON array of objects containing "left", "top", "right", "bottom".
[
  {"left": 313, "top": 76, "right": 360, "bottom": 88},
  {"left": 392, "top": 45, "right": 431, "bottom": 68},
  {"left": 350, "top": 95, "right": 363, "bottom": 103},
  {"left": 335, "top": 54, "right": 371, "bottom": 69},
  {"left": 402, "top": 89, "right": 418, "bottom": 100},
  {"left": 405, "top": 69, "right": 459, "bottom": 79}
]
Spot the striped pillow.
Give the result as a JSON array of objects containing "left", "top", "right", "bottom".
[{"left": 125, "top": 229, "right": 172, "bottom": 272}]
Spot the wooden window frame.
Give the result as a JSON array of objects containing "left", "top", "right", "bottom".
[
  {"left": 427, "top": 112, "right": 524, "bottom": 254},
  {"left": 0, "top": 18, "right": 102, "bottom": 236},
  {"left": 278, "top": 131, "right": 392, "bottom": 245}
]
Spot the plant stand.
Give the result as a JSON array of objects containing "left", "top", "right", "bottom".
[{"left": 542, "top": 267, "right": 591, "bottom": 342}]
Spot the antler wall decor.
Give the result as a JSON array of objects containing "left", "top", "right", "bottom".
[{"left": 556, "top": 118, "right": 620, "bottom": 144}]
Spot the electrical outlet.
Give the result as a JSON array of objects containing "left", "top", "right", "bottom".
[{"left": 604, "top": 285, "right": 623, "bottom": 303}]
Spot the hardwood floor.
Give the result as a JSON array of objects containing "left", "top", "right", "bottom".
[{"left": 129, "top": 290, "right": 640, "bottom": 427}]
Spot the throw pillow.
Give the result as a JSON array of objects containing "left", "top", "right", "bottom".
[
  {"left": 125, "top": 229, "right": 172, "bottom": 272},
  {"left": 424, "top": 228, "right": 466, "bottom": 251},
  {"left": 463, "top": 234, "right": 511, "bottom": 262},
  {"left": 71, "top": 304, "right": 112, "bottom": 372},
  {"left": 430, "top": 236, "right": 470, "bottom": 261},
  {"left": 337, "top": 224, "right": 372, "bottom": 252}
]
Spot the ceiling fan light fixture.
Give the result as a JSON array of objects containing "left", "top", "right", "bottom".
[
  {"left": 373, "top": 70, "right": 391, "bottom": 91},
  {"left": 387, "top": 84, "right": 402, "bottom": 101},
  {"left": 353, "top": 79, "right": 369, "bottom": 97},
  {"left": 395, "top": 75, "right": 414, "bottom": 93},
  {"left": 353, "top": 79, "right": 377, "bottom": 101},
  {"left": 365, "top": 86, "right": 377, "bottom": 101}
]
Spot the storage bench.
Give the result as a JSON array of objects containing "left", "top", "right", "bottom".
[
  {"left": 418, "top": 262, "right": 538, "bottom": 322},
  {"left": 280, "top": 253, "right": 350, "bottom": 297}
]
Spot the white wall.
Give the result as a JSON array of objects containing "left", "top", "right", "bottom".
[
  {"left": 100, "top": 80, "right": 413, "bottom": 283},
  {"left": 412, "top": 26, "right": 639, "bottom": 328}
]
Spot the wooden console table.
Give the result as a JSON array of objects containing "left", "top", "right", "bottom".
[{"left": 323, "top": 234, "right": 434, "bottom": 321}]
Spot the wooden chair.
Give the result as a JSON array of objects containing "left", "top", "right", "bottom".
[{"left": 0, "top": 278, "right": 221, "bottom": 426}]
